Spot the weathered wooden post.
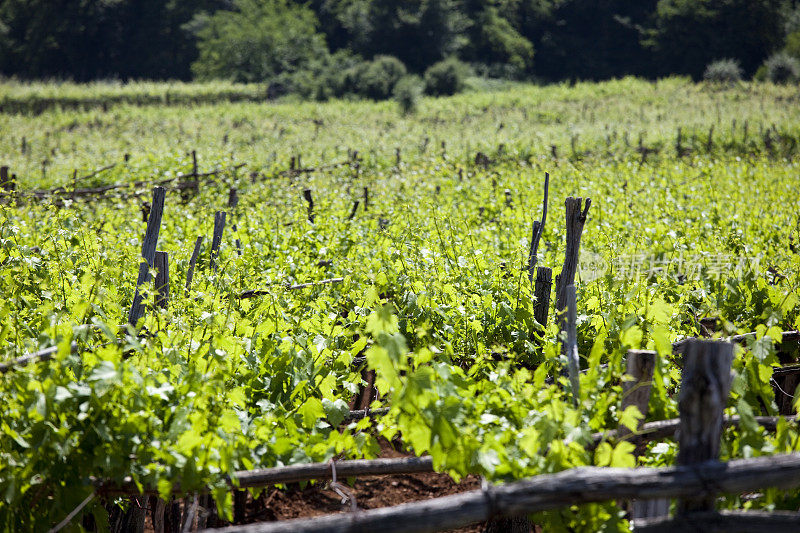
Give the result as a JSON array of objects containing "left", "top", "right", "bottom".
[
  {"left": 564, "top": 284, "right": 580, "bottom": 402},
  {"left": 620, "top": 349, "right": 670, "bottom": 521},
  {"left": 181, "top": 151, "right": 199, "bottom": 201},
  {"left": 555, "top": 197, "right": 591, "bottom": 346},
  {"left": 676, "top": 339, "right": 734, "bottom": 514},
  {"left": 363, "top": 187, "right": 369, "bottom": 212},
  {"left": 228, "top": 188, "right": 242, "bottom": 255},
  {"left": 185, "top": 236, "right": 203, "bottom": 294},
  {"left": 128, "top": 187, "right": 166, "bottom": 326},
  {"left": 620, "top": 350, "right": 656, "bottom": 441},
  {"left": 0, "top": 166, "right": 14, "bottom": 193},
  {"left": 154, "top": 251, "right": 169, "bottom": 309},
  {"left": 209, "top": 211, "right": 226, "bottom": 272},
  {"left": 303, "top": 189, "right": 315, "bottom": 223},
  {"left": 555, "top": 197, "right": 591, "bottom": 309},
  {"left": 348, "top": 201, "right": 360, "bottom": 221},
  {"left": 527, "top": 173, "right": 549, "bottom": 284},
  {"left": 533, "top": 267, "right": 552, "bottom": 329}
]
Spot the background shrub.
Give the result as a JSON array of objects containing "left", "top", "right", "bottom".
[
  {"left": 424, "top": 58, "right": 470, "bottom": 96},
  {"left": 344, "top": 56, "right": 407, "bottom": 100},
  {"left": 393, "top": 75, "right": 424, "bottom": 114},
  {"left": 763, "top": 52, "right": 800, "bottom": 83},
  {"left": 703, "top": 59, "right": 742, "bottom": 83}
]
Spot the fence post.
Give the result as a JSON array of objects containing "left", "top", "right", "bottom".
[
  {"left": 622, "top": 350, "right": 669, "bottom": 522},
  {"left": 303, "top": 189, "right": 315, "bottom": 223},
  {"left": 620, "top": 350, "right": 656, "bottom": 441},
  {"left": 128, "top": 187, "right": 166, "bottom": 326},
  {"left": 179, "top": 151, "right": 199, "bottom": 201},
  {"left": 564, "top": 284, "right": 580, "bottom": 403},
  {"left": 185, "top": 236, "right": 203, "bottom": 294},
  {"left": 676, "top": 339, "right": 734, "bottom": 514},
  {"left": 154, "top": 251, "right": 169, "bottom": 309},
  {"left": 348, "top": 200, "right": 360, "bottom": 221},
  {"left": 210, "top": 211, "right": 226, "bottom": 272},
  {"left": 555, "top": 198, "right": 591, "bottom": 359},
  {"left": 527, "top": 172, "right": 549, "bottom": 284},
  {"left": 0, "top": 166, "right": 15, "bottom": 193},
  {"left": 555, "top": 197, "right": 591, "bottom": 317},
  {"left": 533, "top": 266, "right": 552, "bottom": 330},
  {"left": 228, "top": 188, "right": 242, "bottom": 255}
]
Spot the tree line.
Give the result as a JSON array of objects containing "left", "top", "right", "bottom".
[{"left": 0, "top": 0, "right": 798, "bottom": 87}]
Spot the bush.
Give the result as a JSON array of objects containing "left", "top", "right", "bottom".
[
  {"left": 192, "top": 0, "right": 328, "bottom": 83},
  {"left": 424, "top": 58, "right": 470, "bottom": 96},
  {"left": 763, "top": 53, "right": 800, "bottom": 83},
  {"left": 703, "top": 59, "right": 742, "bottom": 83},
  {"left": 393, "top": 75, "right": 424, "bottom": 114},
  {"left": 344, "top": 56, "right": 407, "bottom": 100}
]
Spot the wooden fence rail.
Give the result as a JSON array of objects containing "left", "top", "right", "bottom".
[{"left": 200, "top": 453, "right": 800, "bottom": 533}]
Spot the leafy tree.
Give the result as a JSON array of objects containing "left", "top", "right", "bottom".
[
  {"left": 516, "top": 0, "right": 657, "bottom": 81},
  {"left": 191, "top": 0, "right": 329, "bottom": 82},
  {"left": 0, "top": 0, "right": 120, "bottom": 80},
  {"left": 644, "top": 0, "right": 785, "bottom": 78},
  {"left": 310, "top": 0, "right": 469, "bottom": 72},
  {"left": 460, "top": 0, "right": 534, "bottom": 74},
  {"left": 0, "top": 0, "right": 227, "bottom": 80}
]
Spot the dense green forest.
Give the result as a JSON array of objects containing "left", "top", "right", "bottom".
[{"left": 1, "top": 1, "right": 799, "bottom": 90}]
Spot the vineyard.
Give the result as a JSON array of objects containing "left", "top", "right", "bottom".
[{"left": 1, "top": 77, "right": 800, "bottom": 532}]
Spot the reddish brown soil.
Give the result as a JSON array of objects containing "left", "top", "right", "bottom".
[
  {"left": 144, "top": 440, "right": 491, "bottom": 532},
  {"left": 234, "top": 441, "right": 486, "bottom": 532}
]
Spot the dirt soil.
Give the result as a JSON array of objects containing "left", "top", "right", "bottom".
[{"left": 232, "top": 440, "right": 486, "bottom": 532}]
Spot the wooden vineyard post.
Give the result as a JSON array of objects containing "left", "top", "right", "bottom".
[
  {"left": 555, "top": 197, "right": 591, "bottom": 314},
  {"left": 154, "top": 251, "right": 169, "bottom": 309},
  {"left": 228, "top": 188, "right": 242, "bottom": 256},
  {"left": 555, "top": 197, "right": 591, "bottom": 354},
  {"left": 303, "top": 189, "right": 315, "bottom": 223},
  {"left": 622, "top": 350, "right": 670, "bottom": 522},
  {"left": 210, "top": 211, "right": 226, "bottom": 272},
  {"left": 185, "top": 236, "right": 203, "bottom": 294},
  {"left": 348, "top": 201, "right": 360, "bottom": 221},
  {"left": 527, "top": 172, "right": 549, "bottom": 284},
  {"left": 233, "top": 489, "right": 247, "bottom": 525},
  {"left": 676, "top": 339, "right": 734, "bottom": 515},
  {"left": 363, "top": 187, "right": 369, "bottom": 212},
  {"left": 533, "top": 266, "right": 552, "bottom": 329},
  {"left": 128, "top": 187, "right": 166, "bottom": 326},
  {"left": 620, "top": 350, "right": 656, "bottom": 442},
  {"left": 563, "top": 284, "right": 580, "bottom": 402},
  {"left": 228, "top": 187, "right": 239, "bottom": 209},
  {"left": 181, "top": 150, "right": 199, "bottom": 200},
  {"left": 0, "top": 165, "right": 15, "bottom": 193}
]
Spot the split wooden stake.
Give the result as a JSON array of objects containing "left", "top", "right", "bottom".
[
  {"left": 185, "top": 236, "right": 203, "bottom": 294},
  {"left": 209, "top": 211, "right": 226, "bottom": 272},
  {"left": 128, "top": 187, "right": 166, "bottom": 326},
  {"left": 527, "top": 172, "right": 549, "bottom": 284},
  {"left": 154, "top": 251, "right": 169, "bottom": 309},
  {"left": 676, "top": 339, "right": 734, "bottom": 515}
]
